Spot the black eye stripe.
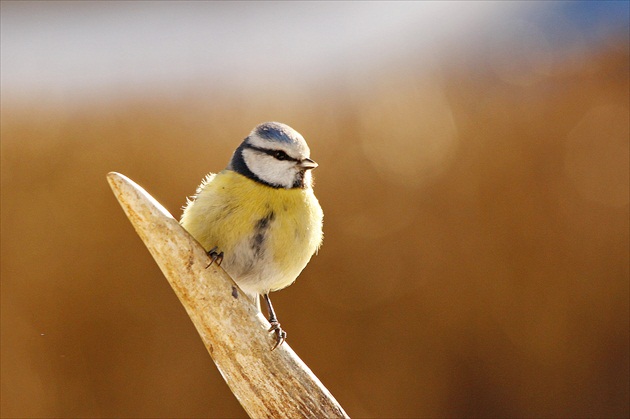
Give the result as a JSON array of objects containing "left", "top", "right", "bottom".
[{"left": 245, "top": 144, "right": 299, "bottom": 162}]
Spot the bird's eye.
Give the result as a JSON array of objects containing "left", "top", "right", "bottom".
[{"left": 273, "top": 150, "right": 289, "bottom": 161}]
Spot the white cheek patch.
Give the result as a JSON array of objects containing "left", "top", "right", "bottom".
[{"left": 243, "top": 149, "right": 297, "bottom": 188}]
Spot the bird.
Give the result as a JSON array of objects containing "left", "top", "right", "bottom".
[{"left": 180, "top": 122, "right": 323, "bottom": 350}]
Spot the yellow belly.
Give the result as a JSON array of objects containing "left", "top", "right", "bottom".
[{"left": 180, "top": 170, "right": 323, "bottom": 296}]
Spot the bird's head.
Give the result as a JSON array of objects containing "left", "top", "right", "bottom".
[{"left": 229, "top": 122, "right": 317, "bottom": 189}]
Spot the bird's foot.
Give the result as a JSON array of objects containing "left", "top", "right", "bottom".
[
  {"left": 205, "top": 247, "right": 224, "bottom": 268},
  {"left": 268, "top": 321, "right": 287, "bottom": 351}
]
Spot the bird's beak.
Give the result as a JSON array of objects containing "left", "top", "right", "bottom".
[{"left": 298, "top": 158, "right": 318, "bottom": 170}]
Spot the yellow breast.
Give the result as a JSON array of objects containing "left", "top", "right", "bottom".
[{"left": 180, "top": 170, "right": 323, "bottom": 295}]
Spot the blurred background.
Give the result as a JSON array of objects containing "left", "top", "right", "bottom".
[{"left": 1, "top": 1, "right": 628, "bottom": 418}]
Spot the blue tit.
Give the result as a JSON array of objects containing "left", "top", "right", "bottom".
[{"left": 180, "top": 122, "right": 323, "bottom": 349}]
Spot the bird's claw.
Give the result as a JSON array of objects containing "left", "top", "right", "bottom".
[
  {"left": 205, "top": 247, "right": 224, "bottom": 268},
  {"left": 268, "top": 321, "right": 286, "bottom": 351}
]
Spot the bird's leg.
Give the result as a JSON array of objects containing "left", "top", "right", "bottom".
[
  {"left": 205, "top": 246, "right": 224, "bottom": 268},
  {"left": 263, "top": 293, "right": 286, "bottom": 350}
]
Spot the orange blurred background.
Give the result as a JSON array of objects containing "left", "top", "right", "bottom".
[{"left": 2, "top": 2, "right": 628, "bottom": 418}]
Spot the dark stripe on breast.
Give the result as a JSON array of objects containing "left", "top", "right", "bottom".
[{"left": 251, "top": 211, "right": 275, "bottom": 257}]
